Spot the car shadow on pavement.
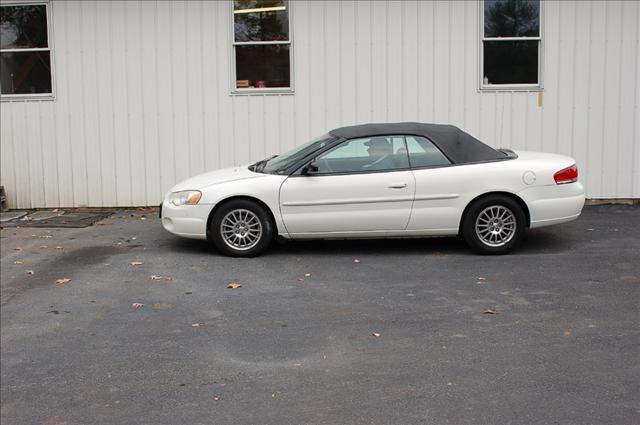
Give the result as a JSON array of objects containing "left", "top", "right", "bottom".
[
  {"left": 271, "top": 236, "right": 469, "bottom": 256},
  {"left": 515, "top": 228, "right": 579, "bottom": 255},
  {"left": 161, "top": 228, "right": 576, "bottom": 258}
]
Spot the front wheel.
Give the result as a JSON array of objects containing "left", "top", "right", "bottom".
[
  {"left": 461, "top": 195, "right": 526, "bottom": 255},
  {"left": 210, "top": 200, "right": 274, "bottom": 257}
]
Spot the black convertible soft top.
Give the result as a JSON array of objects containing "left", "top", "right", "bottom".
[{"left": 329, "top": 122, "right": 505, "bottom": 164}]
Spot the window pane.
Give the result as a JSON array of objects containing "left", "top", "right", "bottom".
[
  {"left": 235, "top": 45, "right": 290, "bottom": 88},
  {"left": 484, "top": 0, "right": 539, "bottom": 38},
  {"left": 262, "top": 134, "right": 335, "bottom": 174},
  {"left": 315, "top": 137, "right": 409, "bottom": 174},
  {"left": 234, "top": 0, "right": 285, "bottom": 12},
  {"left": 483, "top": 40, "right": 538, "bottom": 85},
  {"left": 0, "top": 5, "right": 48, "bottom": 49},
  {"left": 406, "top": 136, "right": 451, "bottom": 168},
  {"left": 0, "top": 51, "right": 51, "bottom": 94},
  {"left": 234, "top": 0, "right": 288, "bottom": 42}
]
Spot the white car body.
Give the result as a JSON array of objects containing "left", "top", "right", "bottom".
[{"left": 161, "top": 149, "right": 585, "bottom": 241}]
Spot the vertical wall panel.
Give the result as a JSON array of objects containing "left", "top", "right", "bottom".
[
  {"left": 94, "top": 0, "right": 116, "bottom": 206},
  {"left": 1, "top": 103, "right": 17, "bottom": 206},
  {"left": 0, "top": 0, "right": 637, "bottom": 208},
  {"left": 616, "top": 1, "right": 638, "bottom": 198},
  {"left": 79, "top": 1, "right": 102, "bottom": 207}
]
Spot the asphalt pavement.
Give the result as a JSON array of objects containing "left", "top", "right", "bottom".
[{"left": 1, "top": 205, "right": 639, "bottom": 425}]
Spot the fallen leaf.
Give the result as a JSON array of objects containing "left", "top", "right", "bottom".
[
  {"left": 52, "top": 208, "right": 59, "bottom": 212},
  {"left": 227, "top": 282, "right": 242, "bottom": 289},
  {"left": 432, "top": 251, "right": 443, "bottom": 256},
  {"left": 372, "top": 332, "right": 381, "bottom": 337},
  {"left": 353, "top": 259, "right": 361, "bottom": 263},
  {"left": 164, "top": 277, "right": 173, "bottom": 282},
  {"left": 304, "top": 273, "right": 312, "bottom": 277},
  {"left": 14, "top": 260, "right": 23, "bottom": 265},
  {"left": 477, "top": 277, "right": 486, "bottom": 281},
  {"left": 55, "top": 277, "right": 71, "bottom": 285},
  {"left": 132, "top": 302, "right": 144, "bottom": 309},
  {"left": 39, "top": 245, "right": 48, "bottom": 249},
  {"left": 297, "top": 277, "right": 305, "bottom": 283},
  {"left": 483, "top": 308, "right": 499, "bottom": 315},
  {"left": 26, "top": 270, "right": 34, "bottom": 275},
  {"left": 14, "top": 247, "right": 22, "bottom": 251},
  {"left": 55, "top": 246, "right": 64, "bottom": 250},
  {"left": 150, "top": 275, "right": 163, "bottom": 280},
  {"left": 191, "top": 323, "right": 202, "bottom": 328},
  {"left": 130, "top": 261, "right": 143, "bottom": 266},
  {"left": 563, "top": 329, "right": 572, "bottom": 336}
]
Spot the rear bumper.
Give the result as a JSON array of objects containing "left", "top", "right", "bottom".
[
  {"left": 518, "top": 182, "right": 586, "bottom": 228},
  {"left": 160, "top": 201, "right": 211, "bottom": 240}
]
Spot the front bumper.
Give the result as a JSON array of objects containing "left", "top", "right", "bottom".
[{"left": 160, "top": 200, "right": 212, "bottom": 240}]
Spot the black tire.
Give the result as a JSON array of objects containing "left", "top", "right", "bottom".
[
  {"left": 209, "top": 199, "right": 274, "bottom": 257},
  {"left": 461, "top": 195, "right": 526, "bottom": 255}
]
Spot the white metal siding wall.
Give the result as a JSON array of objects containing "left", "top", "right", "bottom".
[{"left": 0, "top": 0, "right": 638, "bottom": 208}]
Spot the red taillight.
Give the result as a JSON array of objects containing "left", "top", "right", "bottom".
[{"left": 554, "top": 164, "right": 578, "bottom": 184}]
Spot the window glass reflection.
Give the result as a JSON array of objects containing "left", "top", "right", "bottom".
[
  {"left": 0, "top": 51, "right": 52, "bottom": 94},
  {"left": 235, "top": 45, "right": 290, "bottom": 88},
  {"left": 483, "top": 40, "right": 538, "bottom": 84},
  {"left": 234, "top": 0, "right": 288, "bottom": 42},
  {"left": 484, "top": 0, "right": 539, "bottom": 38},
  {"left": 0, "top": 5, "right": 48, "bottom": 49}
]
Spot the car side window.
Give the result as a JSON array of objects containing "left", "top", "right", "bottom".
[
  {"left": 313, "top": 136, "right": 409, "bottom": 174},
  {"left": 405, "top": 136, "right": 451, "bottom": 168}
]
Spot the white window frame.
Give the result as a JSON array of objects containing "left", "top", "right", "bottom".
[
  {"left": 0, "top": 0, "right": 55, "bottom": 101},
  {"left": 478, "top": 0, "right": 543, "bottom": 92},
  {"left": 230, "top": 0, "right": 294, "bottom": 95}
]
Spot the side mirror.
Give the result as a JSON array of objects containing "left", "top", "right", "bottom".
[{"left": 301, "top": 161, "right": 319, "bottom": 175}]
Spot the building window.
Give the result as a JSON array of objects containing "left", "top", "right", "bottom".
[
  {"left": 0, "top": 2, "right": 53, "bottom": 98},
  {"left": 480, "top": 0, "right": 541, "bottom": 90},
  {"left": 232, "top": 0, "right": 292, "bottom": 93}
]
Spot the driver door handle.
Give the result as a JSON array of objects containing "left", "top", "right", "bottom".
[{"left": 388, "top": 182, "right": 408, "bottom": 189}]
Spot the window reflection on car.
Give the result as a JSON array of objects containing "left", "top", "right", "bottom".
[{"left": 250, "top": 133, "right": 335, "bottom": 174}]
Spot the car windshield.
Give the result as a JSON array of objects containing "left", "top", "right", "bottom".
[{"left": 251, "top": 133, "right": 336, "bottom": 174}]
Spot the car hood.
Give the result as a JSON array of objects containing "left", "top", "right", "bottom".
[{"left": 169, "top": 165, "right": 264, "bottom": 192}]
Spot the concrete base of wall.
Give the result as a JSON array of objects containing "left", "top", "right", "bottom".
[{"left": 585, "top": 199, "right": 640, "bottom": 206}]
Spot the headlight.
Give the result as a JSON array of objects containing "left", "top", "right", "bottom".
[{"left": 169, "top": 190, "right": 202, "bottom": 206}]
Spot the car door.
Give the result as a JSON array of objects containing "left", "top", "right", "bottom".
[
  {"left": 404, "top": 135, "right": 469, "bottom": 233},
  {"left": 279, "top": 136, "right": 415, "bottom": 236}
]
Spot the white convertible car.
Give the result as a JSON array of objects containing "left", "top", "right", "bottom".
[{"left": 161, "top": 123, "right": 585, "bottom": 256}]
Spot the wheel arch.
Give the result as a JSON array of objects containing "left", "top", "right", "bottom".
[
  {"left": 205, "top": 195, "right": 279, "bottom": 240},
  {"left": 459, "top": 191, "right": 531, "bottom": 232}
]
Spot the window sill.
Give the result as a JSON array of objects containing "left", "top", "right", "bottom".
[
  {"left": 230, "top": 88, "right": 294, "bottom": 96},
  {"left": 479, "top": 85, "right": 543, "bottom": 93},
  {"left": 1, "top": 94, "right": 55, "bottom": 102}
]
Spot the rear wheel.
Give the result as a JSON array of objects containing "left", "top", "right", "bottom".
[
  {"left": 210, "top": 200, "right": 274, "bottom": 257},
  {"left": 462, "top": 195, "right": 526, "bottom": 255}
]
